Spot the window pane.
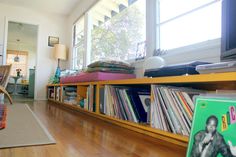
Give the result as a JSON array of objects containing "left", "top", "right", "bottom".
[
  {"left": 160, "top": 1, "right": 221, "bottom": 50},
  {"left": 90, "top": 0, "right": 146, "bottom": 62},
  {"left": 74, "top": 17, "right": 84, "bottom": 46},
  {"left": 74, "top": 45, "right": 84, "bottom": 69},
  {"left": 73, "top": 17, "right": 84, "bottom": 69},
  {"left": 7, "top": 53, "right": 28, "bottom": 77},
  {"left": 159, "top": 0, "right": 216, "bottom": 23}
]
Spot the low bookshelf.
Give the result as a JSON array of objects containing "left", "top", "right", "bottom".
[{"left": 47, "top": 72, "right": 236, "bottom": 147}]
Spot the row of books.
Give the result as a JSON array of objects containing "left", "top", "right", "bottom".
[
  {"left": 0, "top": 104, "right": 7, "bottom": 129},
  {"left": 100, "top": 85, "right": 150, "bottom": 123},
  {"left": 55, "top": 87, "right": 61, "bottom": 101},
  {"left": 47, "top": 87, "right": 62, "bottom": 101},
  {"left": 48, "top": 87, "right": 55, "bottom": 99},
  {"left": 49, "top": 85, "right": 96, "bottom": 111},
  {"left": 151, "top": 85, "right": 203, "bottom": 136},
  {"left": 84, "top": 85, "right": 95, "bottom": 112}
]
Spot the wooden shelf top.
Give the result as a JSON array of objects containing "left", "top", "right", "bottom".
[
  {"left": 47, "top": 82, "right": 98, "bottom": 86},
  {"left": 47, "top": 72, "right": 236, "bottom": 86},
  {"left": 100, "top": 72, "right": 236, "bottom": 84}
]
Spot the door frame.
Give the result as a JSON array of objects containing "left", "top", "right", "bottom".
[{"left": 3, "top": 17, "right": 39, "bottom": 100}]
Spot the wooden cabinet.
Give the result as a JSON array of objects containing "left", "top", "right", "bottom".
[{"left": 47, "top": 72, "right": 236, "bottom": 147}]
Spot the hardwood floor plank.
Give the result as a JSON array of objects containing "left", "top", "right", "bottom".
[{"left": 0, "top": 101, "right": 186, "bottom": 157}]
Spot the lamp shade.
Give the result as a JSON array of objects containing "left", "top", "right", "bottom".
[{"left": 54, "top": 44, "right": 67, "bottom": 60}]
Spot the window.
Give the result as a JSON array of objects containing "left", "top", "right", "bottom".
[
  {"left": 90, "top": 0, "right": 146, "bottom": 62},
  {"left": 72, "top": 17, "right": 85, "bottom": 70},
  {"left": 72, "top": 0, "right": 146, "bottom": 69},
  {"left": 6, "top": 50, "right": 28, "bottom": 77},
  {"left": 71, "top": 0, "right": 221, "bottom": 69},
  {"left": 157, "top": 0, "right": 221, "bottom": 50}
]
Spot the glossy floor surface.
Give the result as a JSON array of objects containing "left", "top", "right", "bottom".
[{"left": 0, "top": 100, "right": 187, "bottom": 157}]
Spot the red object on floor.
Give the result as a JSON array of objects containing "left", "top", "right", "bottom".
[{"left": 0, "top": 105, "right": 7, "bottom": 129}]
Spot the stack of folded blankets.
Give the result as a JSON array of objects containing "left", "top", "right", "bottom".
[
  {"left": 85, "top": 60, "right": 135, "bottom": 74},
  {"left": 0, "top": 104, "right": 7, "bottom": 129},
  {"left": 60, "top": 60, "right": 136, "bottom": 84},
  {"left": 63, "top": 87, "right": 78, "bottom": 105}
]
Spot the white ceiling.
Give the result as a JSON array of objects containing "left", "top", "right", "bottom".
[
  {"left": 0, "top": 0, "right": 82, "bottom": 15},
  {"left": 7, "top": 22, "right": 38, "bottom": 51}
]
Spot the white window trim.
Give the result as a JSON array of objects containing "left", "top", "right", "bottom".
[
  {"left": 157, "top": 0, "right": 220, "bottom": 26},
  {"left": 146, "top": 0, "right": 157, "bottom": 58},
  {"left": 162, "top": 38, "right": 221, "bottom": 64},
  {"left": 84, "top": 11, "right": 92, "bottom": 67},
  {"left": 72, "top": 15, "right": 85, "bottom": 70},
  {"left": 155, "top": 0, "right": 221, "bottom": 55}
]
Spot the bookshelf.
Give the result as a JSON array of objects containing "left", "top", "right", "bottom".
[{"left": 47, "top": 72, "right": 236, "bottom": 147}]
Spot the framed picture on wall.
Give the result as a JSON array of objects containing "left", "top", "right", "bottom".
[{"left": 48, "top": 36, "right": 59, "bottom": 47}]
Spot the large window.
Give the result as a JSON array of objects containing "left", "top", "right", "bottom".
[
  {"left": 72, "top": 0, "right": 146, "bottom": 69},
  {"left": 72, "top": 0, "right": 222, "bottom": 70},
  {"left": 90, "top": 0, "right": 146, "bottom": 62},
  {"left": 72, "top": 17, "right": 85, "bottom": 69},
  {"left": 157, "top": 0, "right": 221, "bottom": 50}
]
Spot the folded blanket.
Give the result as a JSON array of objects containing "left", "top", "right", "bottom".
[
  {"left": 88, "top": 60, "right": 134, "bottom": 70},
  {"left": 60, "top": 72, "right": 136, "bottom": 83},
  {"left": 86, "top": 67, "right": 134, "bottom": 73}
]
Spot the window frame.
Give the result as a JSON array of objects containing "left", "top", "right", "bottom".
[
  {"left": 71, "top": 0, "right": 221, "bottom": 70},
  {"left": 156, "top": 0, "right": 221, "bottom": 52},
  {"left": 72, "top": 16, "right": 86, "bottom": 70},
  {"left": 72, "top": 0, "right": 148, "bottom": 70}
]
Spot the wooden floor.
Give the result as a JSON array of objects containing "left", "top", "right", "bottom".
[{"left": 0, "top": 100, "right": 187, "bottom": 157}]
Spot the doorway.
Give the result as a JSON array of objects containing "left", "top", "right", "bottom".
[{"left": 5, "top": 21, "right": 38, "bottom": 101}]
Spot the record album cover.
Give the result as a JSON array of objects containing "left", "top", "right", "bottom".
[{"left": 186, "top": 97, "right": 236, "bottom": 157}]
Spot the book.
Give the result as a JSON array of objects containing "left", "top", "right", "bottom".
[
  {"left": 99, "top": 87, "right": 105, "bottom": 113},
  {"left": 186, "top": 97, "right": 236, "bottom": 157},
  {"left": 56, "top": 87, "right": 61, "bottom": 101},
  {"left": 101, "top": 85, "right": 150, "bottom": 123},
  {"left": 48, "top": 88, "right": 55, "bottom": 99},
  {"left": 151, "top": 86, "right": 169, "bottom": 131},
  {"left": 88, "top": 85, "right": 95, "bottom": 112},
  {"left": 126, "top": 89, "right": 150, "bottom": 123},
  {"left": 151, "top": 85, "right": 204, "bottom": 135},
  {"left": 153, "top": 86, "right": 176, "bottom": 133}
]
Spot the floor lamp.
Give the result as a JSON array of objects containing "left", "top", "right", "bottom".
[{"left": 54, "top": 44, "right": 67, "bottom": 83}]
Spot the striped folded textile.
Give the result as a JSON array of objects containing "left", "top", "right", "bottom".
[{"left": 0, "top": 104, "right": 7, "bottom": 129}]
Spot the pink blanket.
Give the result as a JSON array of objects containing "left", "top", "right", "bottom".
[{"left": 60, "top": 72, "right": 136, "bottom": 83}]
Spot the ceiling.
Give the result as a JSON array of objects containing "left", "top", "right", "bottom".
[
  {"left": 0, "top": 0, "right": 82, "bottom": 15},
  {"left": 7, "top": 21, "right": 38, "bottom": 50}
]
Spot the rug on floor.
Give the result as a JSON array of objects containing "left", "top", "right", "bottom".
[{"left": 0, "top": 103, "right": 55, "bottom": 148}]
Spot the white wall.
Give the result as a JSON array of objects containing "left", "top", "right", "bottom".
[{"left": 0, "top": 3, "right": 67, "bottom": 100}]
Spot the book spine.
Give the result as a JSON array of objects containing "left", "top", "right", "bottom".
[{"left": 156, "top": 87, "right": 176, "bottom": 133}]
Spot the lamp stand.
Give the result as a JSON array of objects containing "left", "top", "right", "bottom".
[{"left": 54, "top": 59, "right": 61, "bottom": 83}]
